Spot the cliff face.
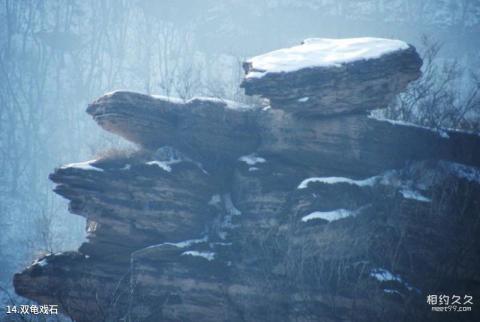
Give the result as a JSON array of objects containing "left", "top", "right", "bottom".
[{"left": 14, "top": 38, "right": 480, "bottom": 322}]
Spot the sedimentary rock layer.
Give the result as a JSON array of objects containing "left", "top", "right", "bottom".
[
  {"left": 86, "top": 92, "right": 260, "bottom": 174},
  {"left": 86, "top": 91, "right": 480, "bottom": 177},
  {"left": 13, "top": 38, "right": 480, "bottom": 322},
  {"left": 241, "top": 38, "right": 422, "bottom": 116}
]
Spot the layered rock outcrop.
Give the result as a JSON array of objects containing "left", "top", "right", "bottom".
[
  {"left": 14, "top": 38, "right": 480, "bottom": 322},
  {"left": 241, "top": 38, "right": 422, "bottom": 116}
]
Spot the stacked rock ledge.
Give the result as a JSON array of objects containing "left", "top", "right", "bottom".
[{"left": 13, "top": 38, "right": 480, "bottom": 322}]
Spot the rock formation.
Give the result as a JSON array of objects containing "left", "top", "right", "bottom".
[
  {"left": 241, "top": 38, "right": 422, "bottom": 116},
  {"left": 14, "top": 38, "right": 480, "bottom": 322}
]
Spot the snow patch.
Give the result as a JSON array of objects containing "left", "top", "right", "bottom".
[
  {"left": 145, "top": 236, "right": 207, "bottom": 250},
  {"left": 399, "top": 189, "right": 431, "bottom": 202},
  {"left": 164, "top": 236, "right": 208, "bottom": 248},
  {"left": 208, "top": 194, "right": 222, "bottom": 206},
  {"left": 188, "top": 97, "right": 253, "bottom": 110},
  {"left": 370, "top": 268, "right": 402, "bottom": 282},
  {"left": 439, "top": 131, "right": 450, "bottom": 139},
  {"left": 246, "top": 37, "right": 409, "bottom": 79},
  {"left": 61, "top": 159, "right": 103, "bottom": 172},
  {"left": 369, "top": 109, "right": 450, "bottom": 139},
  {"left": 442, "top": 162, "right": 480, "bottom": 184},
  {"left": 384, "top": 289, "right": 401, "bottom": 295},
  {"left": 370, "top": 268, "right": 420, "bottom": 293},
  {"left": 302, "top": 209, "right": 355, "bottom": 223},
  {"left": 146, "top": 160, "right": 173, "bottom": 172},
  {"left": 216, "top": 193, "right": 242, "bottom": 240},
  {"left": 298, "top": 97, "right": 309, "bottom": 103},
  {"left": 298, "top": 176, "right": 378, "bottom": 189},
  {"left": 239, "top": 154, "right": 266, "bottom": 166},
  {"left": 210, "top": 242, "right": 232, "bottom": 247},
  {"left": 181, "top": 251, "right": 215, "bottom": 261},
  {"left": 218, "top": 231, "right": 228, "bottom": 240},
  {"left": 150, "top": 94, "right": 185, "bottom": 104},
  {"left": 223, "top": 193, "right": 242, "bottom": 216}
]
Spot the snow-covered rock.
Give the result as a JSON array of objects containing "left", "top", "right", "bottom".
[
  {"left": 301, "top": 209, "right": 356, "bottom": 222},
  {"left": 61, "top": 159, "right": 104, "bottom": 172},
  {"left": 244, "top": 38, "right": 409, "bottom": 79},
  {"left": 15, "top": 38, "right": 480, "bottom": 322},
  {"left": 181, "top": 250, "right": 216, "bottom": 261},
  {"left": 298, "top": 176, "right": 378, "bottom": 189},
  {"left": 242, "top": 37, "right": 422, "bottom": 116},
  {"left": 238, "top": 153, "right": 266, "bottom": 165}
]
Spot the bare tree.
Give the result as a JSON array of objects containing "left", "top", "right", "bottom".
[{"left": 386, "top": 35, "right": 480, "bottom": 132}]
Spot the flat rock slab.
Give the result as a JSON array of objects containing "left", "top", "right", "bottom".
[
  {"left": 241, "top": 38, "right": 422, "bottom": 116},
  {"left": 86, "top": 92, "right": 480, "bottom": 178},
  {"left": 49, "top": 153, "right": 214, "bottom": 253},
  {"left": 258, "top": 109, "right": 480, "bottom": 176},
  {"left": 87, "top": 91, "right": 260, "bottom": 173}
]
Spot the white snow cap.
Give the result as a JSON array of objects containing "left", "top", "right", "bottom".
[
  {"left": 399, "top": 189, "right": 431, "bottom": 203},
  {"left": 181, "top": 251, "right": 215, "bottom": 261},
  {"left": 146, "top": 160, "right": 174, "bottom": 172},
  {"left": 189, "top": 97, "right": 253, "bottom": 110},
  {"left": 61, "top": 159, "right": 103, "bottom": 172},
  {"left": 298, "top": 176, "right": 378, "bottom": 189},
  {"left": 238, "top": 154, "right": 266, "bottom": 166},
  {"left": 302, "top": 209, "right": 355, "bottom": 223},
  {"left": 246, "top": 37, "right": 409, "bottom": 79}
]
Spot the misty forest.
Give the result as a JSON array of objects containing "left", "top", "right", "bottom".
[{"left": 1, "top": 1, "right": 480, "bottom": 321}]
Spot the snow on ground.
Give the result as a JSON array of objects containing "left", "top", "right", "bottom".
[
  {"left": 298, "top": 97, "right": 309, "bottom": 102},
  {"left": 61, "top": 160, "right": 103, "bottom": 172},
  {"left": 298, "top": 172, "right": 433, "bottom": 203},
  {"left": 146, "top": 160, "right": 174, "bottom": 172},
  {"left": 153, "top": 93, "right": 254, "bottom": 110},
  {"left": 216, "top": 193, "right": 242, "bottom": 240},
  {"left": 370, "top": 268, "right": 420, "bottom": 293},
  {"left": 441, "top": 161, "right": 480, "bottom": 184},
  {"left": 370, "top": 268, "right": 402, "bottom": 282},
  {"left": 143, "top": 235, "right": 208, "bottom": 250},
  {"left": 162, "top": 236, "right": 208, "bottom": 249},
  {"left": 210, "top": 242, "right": 232, "bottom": 247},
  {"left": 399, "top": 189, "right": 431, "bottom": 203},
  {"left": 245, "top": 37, "right": 409, "bottom": 79},
  {"left": 146, "top": 148, "right": 184, "bottom": 172},
  {"left": 223, "top": 193, "right": 242, "bottom": 216},
  {"left": 298, "top": 176, "right": 378, "bottom": 189},
  {"left": 399, "top": 189, "right": 431, "bottom": 202},
  {"left": 302, "top": 209, "right": 355, "bottom": 223},
  {"left": 239, "top": 154, "right": 266, "bottom": 166},
  {"left": 188, "top": 97, "right": 253, "bottom": 110},
  {"left": 208, "top": 194, "right": 222, "bottom": 206},
  {"left": 149, "top": 94, "right": 184, "bottom": 104},
  {"left": 181, "top": 251, "right": 215, "bottom": 261},
  {"left": 35, "top": 259, "right": 48, "bottom": 267},
  {"left": 368, "top": 109, "right": 450, "bottom": 139},
  {"left": 383, "top": 289, "right": 402, "bottom": 295}
]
